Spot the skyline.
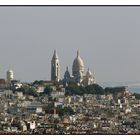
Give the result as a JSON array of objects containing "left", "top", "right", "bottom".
[{"left": 0, "top": 7, "right": 140, "bottom": 84}]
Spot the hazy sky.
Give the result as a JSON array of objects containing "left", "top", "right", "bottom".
[{"left": 0, "top": 6, "right": 140, "bottom": 84}]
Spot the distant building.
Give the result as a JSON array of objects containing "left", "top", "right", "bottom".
[
  {"left": 50, "top": 50, "right": 95, "bottom": 86},
  {"left": 105, "top": 86, "right": 130, "bottom": 99},
  {"left": 7, "top": 69, "right": 14, "bottom": 84},
  {"left": 0, "top": 79, "right": 6, "bottom": 89},
  {"left": 27, "top": 121, "right": 36, "bottom": 130},
  {"left": 105, "top": 86, "right": 129, "bottom": 94},
  {"left": 82, "top": 68, "right": 96, "bottom": 86},
  {"left": 62, "top": 50, "right": 95, "bottom": 86},
  {"left": 11, "top": 80, "right": 22, "bottom": 89}
]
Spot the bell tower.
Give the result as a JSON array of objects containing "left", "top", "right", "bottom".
[{"left": 51, "top": 50, "right": 60, "bottom": 82}]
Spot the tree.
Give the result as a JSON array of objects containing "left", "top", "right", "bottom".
[
  {"left": 85, "top": 84, "right": 104, "bottom": 95},
  {"left": 32, "top": 80, "right": 44, "bottom": 85},
  {"left": 66, "top": 82, "right": 104, "bottom": 95},
  {"left": 133, "top": 93, "right": 140, "bottom": 100},
  {"left": 15, "top": 85, "right": 38, "bottom": 96},
  {"left": 28, "top": 87, "right": 37, "bottom": 95},
  {"left": 58, "top": 106, "right": 75, "bottom": 117},
  {"left": 44, "top": 86, "right": 53, "bottom": 95}
]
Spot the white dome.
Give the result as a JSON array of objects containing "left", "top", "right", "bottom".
[
  {"left": 7, "top": 69, "right": 14, "bottom": 83},
  {"left": 82, "top": 68, "right": 95, "bottom": 86},
  {"left": 7, "top": 70, "right": 14, "bottom": 77},
  {"left": 72, "top": 50, "right": 84, "bottom": 72},
  {"left": 72, "top": 50, "right": 84, "bottom": 83},
  {"left": 86, "top": 68, "right": 92, "bottom": 76},
  {"left": 7, "top": 70, "right": 13, "bottom": 73}
]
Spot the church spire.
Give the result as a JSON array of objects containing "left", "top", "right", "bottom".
[
  {"left": 66, "top": 66, "right": 68, "bottom": 71},
  {"left": 53, "top": 49, "right": 58, "bottom": 59},
  {"left": 54, "top": 49, "right": 56, "bottom": 55}
]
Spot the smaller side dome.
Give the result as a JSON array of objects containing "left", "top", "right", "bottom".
[
  {"left": 86, "top": 68, "right": 92, "bottom": 77},
  {"left": 82, "top": 68, "right": 95, "bottom": 86}
]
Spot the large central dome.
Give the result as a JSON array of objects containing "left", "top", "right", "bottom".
[{"left": 72, "top": 50, "right": 84, "bottom": 78}]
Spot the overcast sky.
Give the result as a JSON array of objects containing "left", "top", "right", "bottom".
[{"left": 0, "top": 6, "right": 140, "bottom": 84}]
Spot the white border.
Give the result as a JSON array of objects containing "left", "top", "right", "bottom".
[
  {"left": 1, "top": 1, "right": 140, "bottom": 140},
  {"left": 1, "top": 135, "right": 140, "bottom": 140},
  {"left": 0, "top": 0, "right": 140, "bottom": 5}
]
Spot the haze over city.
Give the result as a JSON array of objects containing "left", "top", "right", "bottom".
[{"left": 0, "top": 6, "right": 140, "bottom": 86}]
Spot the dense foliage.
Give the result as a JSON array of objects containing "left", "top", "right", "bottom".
[
  {"left": 15, "top": 85, "right": 38, "bottom": 96},
  {"left": 57, "top": 106, "right": 75, "bottom": 116},
  {"left": 44, "top": 86, "right": 53, "bottom": 95},
  {"left": 104, "top": 87, "right": 126, "bottom": 93},
  {"left": 133, "top": 93, "right": 140, "bottom": 100},
  {"left": 32, "top": 80, "right": 44, "bottom": 85},
  {"left": 66, "top": 82, "right": 104, "bottom": 95}
]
